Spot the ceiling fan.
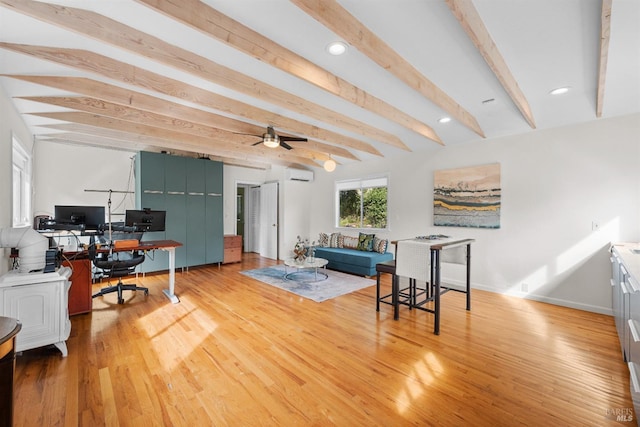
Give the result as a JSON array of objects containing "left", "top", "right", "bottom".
[{"left": 251, "top": 126, "right": 307, "bottom": 150}]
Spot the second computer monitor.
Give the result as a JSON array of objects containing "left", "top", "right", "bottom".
[{"left": 125, "top": 209, "right": 166, "bottom": 232}]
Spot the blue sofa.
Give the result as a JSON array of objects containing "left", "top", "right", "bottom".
[{"left": 314, "top": 247, "right": 393, "bottom": 277}]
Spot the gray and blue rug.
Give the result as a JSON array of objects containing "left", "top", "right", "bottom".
[{"left": 240, "top": 265, "right": 374, "bottom": 302}]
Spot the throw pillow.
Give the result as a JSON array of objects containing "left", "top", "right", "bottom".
[
  {"left": 372, "top": 237, "right": 388, "bottom": 254},
  {"left": 329, "top": 232, "right": 341, "bottom": 248},
  {"left": 357, "top": 232, "right": 375, "bottom": 252},
  {"left": 318, "top": 232, "right": 329, "bottom": 247},
  {"left": 342, "top": 235, "right": 359, "bottom": 249}
]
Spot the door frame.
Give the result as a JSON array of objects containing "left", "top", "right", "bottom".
[{"left": 235, "top": 180, "right": 261, "bottom": 253}]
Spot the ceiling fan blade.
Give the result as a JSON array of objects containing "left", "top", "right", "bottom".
[
  {"left": 279, "top": 136, "right": 307, "bottom": 142},
  {"left": 232, "top": 131, "right": 261, "bottom": 137},
  {"left": 280, "top": 141, "right": 293, "bottom": 150}
]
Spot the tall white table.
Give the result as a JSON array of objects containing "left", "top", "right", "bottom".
[{"left": 394, "top": 237, "right": 474, "bottom": 335}]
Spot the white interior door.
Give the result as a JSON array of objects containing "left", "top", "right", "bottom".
[
  {"left": 259, "top": 181, "right": 278, "bottom": 260},
  {"left": 248, "top": 186, "right": 260, "bottom": 253}
]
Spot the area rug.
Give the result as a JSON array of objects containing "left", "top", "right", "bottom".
[{"left": 240, "top": 265, "right": 375, "bottom": 302}]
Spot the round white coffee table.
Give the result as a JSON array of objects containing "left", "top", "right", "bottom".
[{"left": 283, "top": 258, "right": 329, "bottom": 282}]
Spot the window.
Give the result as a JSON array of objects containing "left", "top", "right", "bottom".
[
  {"left": 12, "top": 137, "right": 32, "bottom": 227},
  {"left": 336, "top": 176, "right": 388, "bottom": 229}
]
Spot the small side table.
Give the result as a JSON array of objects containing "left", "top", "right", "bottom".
[
  {"left": 0, "top": 316, "right": 21, "bottom": 427},
  {"left": 283, "top": 258, "right": 329, "bottom": 282}
]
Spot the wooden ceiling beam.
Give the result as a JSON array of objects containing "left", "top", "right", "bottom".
[
  {"left": 37, "top": 133, "right": 271, "bottom": 170},
  {"left": 291, "top": 0, "right": 485, "bottom": 138},
  {"left": 19, "top": 96, "right": 256, "bottom": 145},
  {"left": 0, "top": 47, "right": 381, "bottom": 157},
  {"left": 597, "top": 0, "right": 613, "bottom": 118},
  {"left": 446, "top": 0, "right": 536, "bottom": 129},
  {"left": 29, "top": 111, "right": 321, "bottom": 168},
  {"left": 137, "top": 0, "right": 441, "bottom": 145},
  {"left": 0, "top": 0, "right": 403, "bottom": 151},
  {"left": 37, "top": 124, "right": 278, "bottom": 168},
  {"left": 13, "top": 85, "right": 359, "bottom": 161},
  {"left": 21, "top": 95, "right": 342, "bottom": 163}
]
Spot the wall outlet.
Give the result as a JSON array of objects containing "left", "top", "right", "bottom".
[{"left": 592, "top": 221, "right": 600, "bottom": 231}]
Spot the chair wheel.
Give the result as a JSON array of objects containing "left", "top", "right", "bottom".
[{"left": 144, "top": 290, "right": 149, "bottom": 296}]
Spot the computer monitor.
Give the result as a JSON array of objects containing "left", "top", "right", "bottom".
[
  {"left": 54, "top": 205, "right": 106, "bottom": 231},
  {"left": 125, "top": 209, "right": 166, "bottom": 232}
]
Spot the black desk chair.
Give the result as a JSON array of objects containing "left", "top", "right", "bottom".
[{"left": 90, "top": 243, "right": 148, "bottom": 304}]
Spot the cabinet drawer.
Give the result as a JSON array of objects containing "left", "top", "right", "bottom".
[
  {"left": 223, "top": 248, "right": 242, "bottom": 264},
  {"left": 224, "top": 235, "right": 242, "bottom": 249}
]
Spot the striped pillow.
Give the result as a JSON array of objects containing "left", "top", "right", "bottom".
[
  {"left": 329, "top": 232, "right": 341, "bottom": 248},
  {"left": 372, "top": 237, "right": 388, "bottom": 254},
  {"left": 342, "top": 235, "right": 359, "bottom": 249}
]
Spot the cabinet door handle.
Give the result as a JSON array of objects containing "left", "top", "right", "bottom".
[
  {"left": 207, "top": 193, "right": 222, "bottom": 197},
  {"left": 630, "top": 319, "right": 640, "bottom": 343},
  {"left": 144, "top": 190, "right": 164, "bottom": 194},
  {"left": 622, "top": 281, "right": 631, "bottom": 295},
  {"left": 167, "top": 191, "right": 185, "bottom": 195},
  {"left": 629, "top": 362, "right": 640, "bottom": 393},
  {"left": 188, "top": 192, "right": 204, "bottom": 196}
]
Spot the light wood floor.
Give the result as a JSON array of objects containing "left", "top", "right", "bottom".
[{"left": 13, "top": 253, "right": 633, "bottom": 426}]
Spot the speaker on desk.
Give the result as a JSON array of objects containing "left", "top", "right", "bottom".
[{"left": 43, "top": 249, "right": 59, "bottom": 273}]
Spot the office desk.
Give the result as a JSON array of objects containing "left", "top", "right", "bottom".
[
  {"left": 134, "top": 240, "right": 183, "bottom": 304},
  {"left": 394, "top": 237, "right": 474, "bottom": 335},
  {"left": 65, "top": 239, "right": 183, "bottom": 305}
]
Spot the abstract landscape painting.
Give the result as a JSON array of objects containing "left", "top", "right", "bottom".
[{"left": 433, "top": 163, "right": 501, "bottom": 228}]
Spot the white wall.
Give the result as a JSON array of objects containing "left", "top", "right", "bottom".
[
  {"left": 0, "top": 84, "right": 34, "bottom": 274},
  {"left": 33, "top": 142, "right": 138, "bottom": 220},
  {"left": 309, "top": 114, "right": 640, "bottom": 314}
]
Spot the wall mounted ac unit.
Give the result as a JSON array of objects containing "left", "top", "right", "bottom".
[{"left": 285, "top": 168, "right": 314, "bottom": 182}]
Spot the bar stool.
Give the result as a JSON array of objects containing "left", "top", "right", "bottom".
[{"left": 376, "top": 260, "right": 397, "bottom": 312}]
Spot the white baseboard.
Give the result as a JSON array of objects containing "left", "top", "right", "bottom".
[{"left": 440, "top": 277, "right": 613, "bottom": 316}]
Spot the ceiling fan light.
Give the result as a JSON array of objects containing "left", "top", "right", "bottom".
[
  {"left": 324, "top": 159, "right": 337, "bottom": 172},
  {"left": 326, "top": 41, "right": 348, "bottom": 56},
  {"left": 263, "top": 134, "right": 279, "bottom": 148}
]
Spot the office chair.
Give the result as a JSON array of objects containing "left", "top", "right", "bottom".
[{"left": 89, "top": 241, "right": 148, "bottom": 304}]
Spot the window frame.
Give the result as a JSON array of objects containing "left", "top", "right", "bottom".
[
  {"left": 335, "top": 175, "right": 389, "bottom": 231},
  {"left": 12, "top": 135, "right": 32, "bottom": 228}
]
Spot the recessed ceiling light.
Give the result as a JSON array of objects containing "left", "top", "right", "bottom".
[
  {"left": 438, "top": 117, "right": 451, "bottom": 124},
  {"left": 550, "top": 87, "right": 570, "bottom": 95},
  {"left": 326, "top": 41, "right": 348, "bottom": 56}
]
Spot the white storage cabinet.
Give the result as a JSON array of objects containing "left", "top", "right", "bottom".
[{"left": 0, "top": 267, "right": 72, "bottom": 357}]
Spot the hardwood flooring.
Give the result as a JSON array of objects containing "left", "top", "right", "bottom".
[{"left": 13, "top": 254, "right": 633, "bottom": 426}]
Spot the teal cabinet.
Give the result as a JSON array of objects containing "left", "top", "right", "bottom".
[
  {"left": 164, "top": 155, "right": 187, "bottom": 269},
  {"left": 135, "top": 152, "right": 223, "bottom": 272},
  {"left": 135, "top": 151, "right": 168, "bottom": 273},
  {"left": 205, "top": 160, "right": 224, "bottom": 264},
  {"left": 186, "top": 160, "right": 206, "bottom": 266}
]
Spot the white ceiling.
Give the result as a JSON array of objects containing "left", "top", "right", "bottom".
[{"left": 0, "top": 0, "right": 638, "bottom": 169}]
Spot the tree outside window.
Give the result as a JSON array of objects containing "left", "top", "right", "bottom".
[{"left": 337, "top": 177, "right": 388, "bottom": 229}]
